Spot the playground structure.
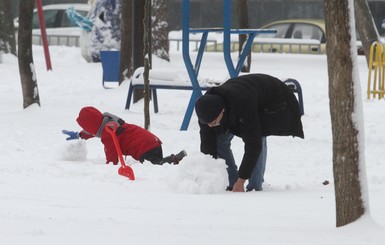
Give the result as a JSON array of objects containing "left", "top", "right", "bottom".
[
  {"left": 367, "top": 41, "right": 385, "bottom": 99},
  {"left": 125, "top": 0, "right": 277, "bottom": 130},
  {"left": 126, "top": 70, "right": 304, "bottom": 117},
  {"left": 179, "top": 0, "right": 277, "bottom": 130}
]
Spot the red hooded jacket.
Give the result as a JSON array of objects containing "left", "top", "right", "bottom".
[{"left": 76, "top": 107, "right": 162, "bottom": 164}]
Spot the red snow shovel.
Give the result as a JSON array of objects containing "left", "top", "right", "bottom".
[{"left": 105, "top": 122, "right": 135, "bottom": 180}]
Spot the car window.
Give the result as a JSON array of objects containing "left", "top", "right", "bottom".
[
  {"left": 291, "top": 23, "right": 323, "bottom": 42},
  {"left": 32, "top": 10, "right": 60, "bottom": 29},
  {"left": 270, "top": 24, "right": 290, "bottom": 38},
  {"left": 259, "top": 23, "right": 290, "bottom": 38},
  {"left": 61, "top": 10, "right": 89, "bottom": 27},
  {"left": 32, "top": 14, "right": 39, "bottom": 29},
  {"left": 61, "top": 10, "right": 75, "bottom": 27}
]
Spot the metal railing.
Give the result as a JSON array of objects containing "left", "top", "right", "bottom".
[
  {"left": 32, "top": 34, "right": 80, "bottom": 47},
  {"left": 252, "top": 38, "right": 322, "bottom": 54},
  {"left": 170, "top": 37, "right": 322, "bottom": 54},
  {"left": 169, "top": 38, "right": 218, "bottom": 51},
  {"left": 32, "top": 34, "right": 219, "bottom": 51},
  {"left": 32, "top": 34, "right": 322, "bottom": 54}
]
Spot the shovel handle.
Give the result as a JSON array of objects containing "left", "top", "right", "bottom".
[
  {"left": 105, "top": 122, "right": 135, "bottom": 180},
  {"left": 105, "top": 122, "right": 126, "bottom": 167}
]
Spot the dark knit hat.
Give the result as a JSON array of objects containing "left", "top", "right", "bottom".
[{"left": 195, "top": 94, "right": 224, "bottom": 124}]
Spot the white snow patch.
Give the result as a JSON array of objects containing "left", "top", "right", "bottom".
[{"left": 167, "top": 152, "right": 228, "bottom": 194}]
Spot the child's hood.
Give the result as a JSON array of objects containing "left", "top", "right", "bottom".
[{"left": 76, "top": 106, "right": 103, "bottom": 135}]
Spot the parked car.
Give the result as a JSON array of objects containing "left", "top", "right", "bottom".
[
  {"left": 14, "top": 4, "right": 91, "bottom": 47},
  {"left": 254, "top": 19, "right": 326, "bottom": 54},
  {"left": 255, "top": 19, "right": 363, "bottom": 55}
]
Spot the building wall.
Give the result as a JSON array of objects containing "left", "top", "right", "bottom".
[
  {"left": 9, "top": 0, "right": 385, "bottom": 35},
  {"left": 168, "top": 0, "right": 385, "bottom": 35}
]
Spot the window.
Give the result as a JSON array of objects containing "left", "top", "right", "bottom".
[
  {"left": 292, "top": 23, "right": 323, "bottom": 41},
  {"left": 32, "top": 10, "right": 60, "bottom": 29},
  {"left": 270, "top": 23, "right": 290, "bottom": 38},
  {"left": 61, "top": 10, "right": 89, "bottom": 28},
  {"left": 258, "top": 23, "right": 291, "bottom": 38}
]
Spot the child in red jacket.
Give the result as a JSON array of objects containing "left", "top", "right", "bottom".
[{"left": 62, "top": 106, "right": 186, "bottom": 165}]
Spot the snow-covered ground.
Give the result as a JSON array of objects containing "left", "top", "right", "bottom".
[{"left": 0, "top": 45, "right": 384, "bottom": 244}]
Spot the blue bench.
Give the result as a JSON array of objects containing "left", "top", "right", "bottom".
[
  {"left": 125, "top": 68, "right": 304, "bottom": 116},
  {"left": 125, "top": 67, "right": 215, "bottom": 113},
  {"left": 283, "top": 78, "right": 304, "bottom": 116}
]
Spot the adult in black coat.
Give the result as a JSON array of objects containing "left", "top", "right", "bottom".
[{"left": 195, "top": 73, "right": 304, "bottom": 192}]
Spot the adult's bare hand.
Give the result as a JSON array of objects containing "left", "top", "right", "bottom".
[{"left": 232, "top": 178, "right": 246, "bottom": 192}]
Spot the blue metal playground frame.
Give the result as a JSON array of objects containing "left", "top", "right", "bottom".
[{"left": 180, "top": 0, "right": 276, "bottom": 130}]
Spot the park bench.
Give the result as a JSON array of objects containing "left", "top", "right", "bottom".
[{"left": 124, "top": 67, "right": 304, "bottom": 116}]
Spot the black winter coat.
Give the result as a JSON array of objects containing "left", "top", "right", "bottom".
[{"left": 199, "top": 73, "right": 304, "bottom": 180}]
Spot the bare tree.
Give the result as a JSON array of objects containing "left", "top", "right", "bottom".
[
  {"left": 324, "top": 0, "right": 367, "bottom": 227},
  {"left": 119, "top": 0, "right": 133, "bottom": 84},
  {"left": 237, "top": 0, "right": 250, "bottom": 72},
  {"left": 132, "top": 0, "right": 145, "bottom": 103},
  {"left": 0, "top": 0, "right": 16, "bottom": 57},
  {"left": 18, "top": 0, "right": 40, "bottom": 108},
  {"left": 152, "top": 0, "right": 170, "bottom": 62},
  {"left": 354, "top": 0, "right": 379, "bottom": 65},
  {"left": 143, "top": 0, "right": 151, "bottom": 129}
]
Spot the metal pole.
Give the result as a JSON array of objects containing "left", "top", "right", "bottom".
[{"left": 35, "top": 0, "right": 52, "bottom": 71}]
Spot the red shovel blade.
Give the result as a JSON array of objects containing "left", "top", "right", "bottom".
[{"left": 118, "top": 165, "right": 135, "bottom": 180}]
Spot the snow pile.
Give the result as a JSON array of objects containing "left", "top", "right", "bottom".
[
  {"left": 58, "top": 140, "right": 88, "bottom": 161},
  {"left": 167, "top": 152, "right": 228, "bottom": 194}
]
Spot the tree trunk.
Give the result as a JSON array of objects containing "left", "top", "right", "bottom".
[
  {"left": 18, "top": 0, "right": 40, "bottom": 108},
  {"left": 0, "top": 0, "right": 17, "bottom": 56},
  {"left": 354, "top": 0, "right": 379, "bottom": 65},
  {"left": 132, "top": 0, "right": 145, "bottom": 103},
  {"left": 152, "top": 0, "right": 170, "bottom": 62},
  {"left": 119, "top": 0, "right": 133, "bottom": 84},
  {"left": 324, "top": 0, "right": 366, "bottom": 227},
  {"left": 237, "top": 0, "right": 251, "bottom": 72},
  {"left": 143, "top": 0, "right": 151, "bottom": 130}
]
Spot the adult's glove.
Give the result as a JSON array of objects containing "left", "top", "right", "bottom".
[{"left": 62, "top": 130, "right": 79, "bottom": 140}]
